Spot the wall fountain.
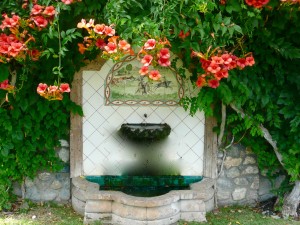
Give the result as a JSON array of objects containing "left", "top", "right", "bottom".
[{"left": 70, "top": 55, "right": 217, "bottom": 224}]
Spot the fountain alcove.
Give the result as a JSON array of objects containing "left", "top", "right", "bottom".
[{"left": 70, "top": 55, "right": 218, "bottom": 224}]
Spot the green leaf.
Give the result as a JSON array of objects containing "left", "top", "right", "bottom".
[
  {"left": 223, "top": 17, "right": 231, "bottom": 26},
  {"left": 221, "top": 26, "right": 227, "bottom": 36},
  {"left": 0, "top": 64, "right": 9, "bottom": 82},
  {"left": 233, "top": 25, "right": 243, "bottom": 34},
  {"left": 61, "top": 31, "right": 66, "bottom": 38},
  {"left": 217, "top": 83, "right": 232, "bottom": 104},
  {"left": 1, "top": 141, "right": 14, "bottom": 157},
  {"left": 213, "top": 23, "right": 220, "bottom": 33},
  {"left": 66, "top": 28, "right": 76, "bottom": 35},
  {"left": 12, "top": 130, "right": 23, "bottom": 141}
]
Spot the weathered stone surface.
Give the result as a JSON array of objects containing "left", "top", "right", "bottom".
[
  {"left": 250, "top": 177, "right": 260, "bottom": 189},
  {"left": 227, "top": 145, "right": 242, "bottom": 158},
  {"left": 25, "top": 178, "right": 35, "bottom": 188},
  {"left": 84, "top": 213, "right": 111, "bottom": 224},
  {"left": 180, "top": 212, "right": 206, "bottom": 222},
  {"left": 242, "top": 166, "right": 259, "bottom": 175},
  {"left": 218, "top": 151, "right": 224, "bottom": 158},
  {"left": 274, "top": 175, "right": 286, "bottom": 188},
  {"left": 246, "top": 190, "right": 258, "bottom": 202},
  {"left": 72, "top": 186, "right": 87, "bottom": 202},
  {"left": 41, "top": 191, "right": 58, "bottom": 201},
  {"left": 112, "top": 214, "right": 147, "bottom": 225},
  {"left": 180, "top": 200, "right": 205, "bottom": 212},
  {"left": 232, "top": 188, "right": 247, "bottom": 201},
  {"left": 224, "top": 157, "right": 242, "bottom": 169},
  {"left": 38, "top": 172, "right": 53, "bottom": 181},
  {"left": 217, "top": 178, "right": 233, "bottom": 189},
  {"left": 50, "top": 180, "right": 62, "bottom": 190},
  {"left": 258, "top": 176, "right": 275, "bottom": 201},
  {"left": 147, "top": 203, "right": 179, "bottom": 220},
  {"left": 243, "top": 156, "right": 256, "bottom": 165},
  {"left": 72, "top": 177, "right": 89, "bottom": 191},
  {"left": 58, "top": 147, "right": 70, "bottom": 163},
  {"left": 112, "top": 202, "right": 147, "bottom": 220},
  {"left": 59, "top": 139, "right": 69, "bottom": 148},
  {"left": 218, "top": 170, "right": 225, "bottom": 177},
  {"left": 226, "top": 167, "right": 240, "bottom": 178},
  {"left": 204, "top": 197, "right": 215, "bottom": 212},
  {"left": 72, "top": 196, "right": 85, "bottom": 216},
  {"left": 190, "top": 178, "right": 215, "bottom": 190},
  {"left": 59, "top": 188, "right": 70, "bottom": 201},
  {"left": 85, "top": 200, "right": 112, "bottom": 213},
  {"left": 217, "top": 189, "right": 231, "bottom": 200},
  {"left": 233, "top": 178, "right": 249, "bottom": 186},
  {"left": 112, "top": 213, "right": 181, "bottom": 225}
]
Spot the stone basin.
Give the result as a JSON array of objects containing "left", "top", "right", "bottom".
[{"left": 120, "top": 123, "right": 171, "bottom": 141}]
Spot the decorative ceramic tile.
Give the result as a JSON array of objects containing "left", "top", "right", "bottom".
[{"left": 105, "top": 55, "right": 185, "bottom": 106}]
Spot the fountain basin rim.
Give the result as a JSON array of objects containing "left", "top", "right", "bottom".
[{"left": 119, "top": 123, "right": 171, "bottom": 140}]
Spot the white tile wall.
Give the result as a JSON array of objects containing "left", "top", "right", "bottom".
[{"left": 82, "top": 61, "right": 205, "bottom": 176}]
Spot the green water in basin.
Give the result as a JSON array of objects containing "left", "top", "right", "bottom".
[{"left": 85, "top": 175, "right": 202, "bottom": 197}]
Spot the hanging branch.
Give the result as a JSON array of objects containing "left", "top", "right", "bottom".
[{"left": 229, "top": 103, "right": 284, "bottom": 167}]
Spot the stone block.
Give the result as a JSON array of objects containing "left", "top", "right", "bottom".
[
  {"left": 147, "top": 214, "right": 180, "bottom": 225},
  {"left": 226, "top": 167, "right": 240, "bottom": 178},
  {"left": 190, "top": 178, "right": 215, "bottom": 190},
  {"left": 217, "top": 151, "right": 224, "bottom": 158},
  {"left": 85, "top": 200, "right": 112, "bottom": 213},
  {"left": 38, "top": 172, "right": 53, "bottom": 181},
  {"left": 72, "top": 177, "right": 89, "bottom": 191},
  {"left": 232, "top": 188, "right": 247, "bottom": 201},
  {"left": 112, "top": 214, "right": 147, "bottom": 225},
  {"left": 72, "top": 186, "right": 87, "bottom": 202},
  {"left": 50, "top": 180, "right": 62, "bottom": 190},
  {"left": 112, "top": 202, "right": 147, "bottom": 220},
  {"left": 274, "top": 175, "right": 286, "bottom": 188},
  {"left": 224, "top": 157, "right": 242, "bottom": 169},
  {"left": 180, "top": 212, "right": 206, "bottom": 222},
  {"left": 250, "top": 176, "right": 259, "bottom": 189},
  {"left": 243, "top": 156, "right": 256, "bottom": 165},
  {"left": 180, "top": 199, "right": 205, "bottom": 212},
  {"left": 147, "top": 203, "right": 179, "bottom": 220},
  {"left": 242, "top": 166, "right": 259, "bottom": 175},
  {"left": 246, "top": 190, "right": 258, "bottom": 202},
  {"left": 59, "top": 139, "right": 69, "bottom": 148},
  {"left": 25, "top": 177, "right": 35, "bottom": 188},
  {"left": 41, "top": 190, "right": 58, "bottom": 201},
  {"left": 179, "top": 189, "right": 214, "bottom": 201},
  {"left": 59, "top": 188, "right": 70, "bottom": 201},
  {"left": 58, "top": 147, "right": 70, "bottom": 163},
  {"left": 217, "top": 177, "right": 234, "bottom": 190},
  {"left": 113, "top": 192, "right": 178, "bottom": 208},
  {"left": 84, "top": 212, "right": 111, "bottom": 224},
  {"left": 72, "top": 196, "right": 86, "bottom": 216},
  {"left": 227, "top": 145, "right": 242, "bottom": 157},
  {"left": 217, "top": 189, "right": 231, "bottom": 200},
  {"left": 204, "top": 197, "right": 215, "bottom": 212},
  {"left": 25, "top": 186, "right": 41, "bottom": 201},
  {"left": 234, "top": 178, "right": 249, "bottom": 186}
]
